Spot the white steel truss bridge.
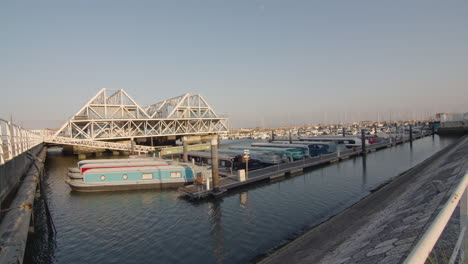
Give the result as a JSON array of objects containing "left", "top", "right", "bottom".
[{"left": 53, "top": 88, "right": 228, "bottom": 141}]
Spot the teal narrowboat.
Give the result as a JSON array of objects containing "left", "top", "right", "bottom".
[{"left": 66, "top": 163, "right": 198, "bottom": 192}]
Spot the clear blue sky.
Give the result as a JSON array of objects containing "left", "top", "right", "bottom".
[{"left": 1, "top": 0, "right": 467, "bottom": 128}]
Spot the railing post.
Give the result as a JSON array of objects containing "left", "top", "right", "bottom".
[
  {"left": 6, "top": 122, "right": 13, "bottom": 159},
  {"left": 0, "top": 123, "right": 4, "bottom": 165},
  {"left": 20, "top": 129, "right": 25, "bottom": 153},
  {"left": 461, "top": 186, "right": 468, "bottom": 261},
  {"left": 14, "top": 126, "right": 20, "bottom": 156},
  {"left": 25, "top": 130, "right": 29, "bottom": 149},
  {"left": 404, "top": 172, "right": 468, "bottom": 264},
  {"left": 11, "top": 125, "right": 16, "bottom": 157}
]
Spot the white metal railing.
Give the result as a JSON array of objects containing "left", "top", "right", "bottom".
[
  {"left": 0, "top": 118, "right": 44, "bottom": 165},
  {"left": 404, "top": 171, "right": 468, "bottom": 264},
  {"left": 44, "top": 136, "right": 156, "bottom": 153}
]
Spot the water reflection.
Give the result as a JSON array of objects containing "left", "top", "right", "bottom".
[
  {"left": 209, "top": 200, "right": 224, "bottom": 264},
  {"left": 409, "top": 142, "right": 414, "bottom": 163},
  {"left": 240, "top": 192, "right": 248, "bottom": 208},
  {"left": 361, "top": 156, "right": 367, "bottom": 185}
]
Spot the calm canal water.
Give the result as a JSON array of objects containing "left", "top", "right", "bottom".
[{"left": 25, "top": 135, "right": 459, "bottom": 264}]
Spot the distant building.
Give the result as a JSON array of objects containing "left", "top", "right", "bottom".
[{"left": 438, "top": 112, "right": 468, "bottom": 135}]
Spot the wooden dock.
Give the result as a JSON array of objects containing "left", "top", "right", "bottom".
[{"left": 179, "top": 133, "right": 432, "bottom": 199}]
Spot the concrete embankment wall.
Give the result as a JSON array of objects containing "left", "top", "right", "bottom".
[
  {"left": 0, "top": 146, "right": 47, "bottom": 264},
  {"left": 0, "top": 144, "right": 44, "bottom": 209}
]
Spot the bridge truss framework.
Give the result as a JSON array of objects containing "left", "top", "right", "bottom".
[{"left": 53, "top": 88, "right": 228, "bottom": 141}]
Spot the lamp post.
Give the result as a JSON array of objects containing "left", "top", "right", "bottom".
[{"left": 244, "top": 149, "right": 250, "bottom": 179}]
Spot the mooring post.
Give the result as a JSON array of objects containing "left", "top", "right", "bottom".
[
  {"left": 289, "top": 130, "right": 292, "bottom": 144},
  {"left": 361, "top": 129, "right": 366, "bottom": 154},
  {"left": 271, "top": 131, "right": 275, "bottom": 142},
  {"left": 182, "top": 136, "right": 188, "bottom": 162},
  {"left": 342, "top": 127, "right": 345, "bottom": 137},
  {"left": 211, "top": 137, "right": 220, "bottom": 192},
  {"left": 409, "top": 125, "right": 413, "bottom": 142}
]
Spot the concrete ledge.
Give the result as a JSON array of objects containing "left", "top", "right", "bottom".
[
  {"left": 0, "top": 144, "right": 44, "bottom": 207},
  {"left": 270, "top": 173, "right": 286, "bottom": 180},
  {"left": 0, "top": 147, "right": 47, "bottom": 264}
]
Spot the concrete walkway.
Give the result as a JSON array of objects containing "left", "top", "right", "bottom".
[{"left": 258, "top": 135, "right": 468, "bottom": 264}]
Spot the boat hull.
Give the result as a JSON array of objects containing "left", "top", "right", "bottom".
[
  {"left": 66, "top": 179, "right": 191, "bottom": 192},
  {"left": 68, "top": 167, "right": 80, "bottom": 173},
  {"left": 68, "top": 172, "right": 83, "bottom": 179}
]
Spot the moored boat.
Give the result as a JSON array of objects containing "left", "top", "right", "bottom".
[{"left": 66, "top": 159, "right": 211, "bottom": 192}]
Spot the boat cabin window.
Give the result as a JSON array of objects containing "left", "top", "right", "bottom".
[
  {"left": 170, "top": 172, "right": 182, "bottom": 178},
  {"left": 100, "top": 175, "right": 106, "bottom": 181},
  {"left": 122, "top": 174, "right": 128, "bottom": 180},
  {"left": 142, "top": 173, "right": 153, "bottom": 180}
]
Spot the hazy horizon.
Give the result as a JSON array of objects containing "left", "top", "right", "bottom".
[{"left": 2, "top": 1, "right": 467, "bottom": 129}]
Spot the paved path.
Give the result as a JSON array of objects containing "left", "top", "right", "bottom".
[{"left": 258, "top": 135, "right": 468, "bottom": 264}]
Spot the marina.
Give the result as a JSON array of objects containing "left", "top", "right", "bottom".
[
  {"left": 179, "top": 132, "right": 430, "bottom": 199},
  {"left": 23, "top": 134, "right": 459, "bottom": 264},
  {"left": 2, "top": 2, "right": 468, "bottom": 263}
]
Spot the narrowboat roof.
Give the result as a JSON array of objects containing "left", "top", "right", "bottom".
[
  {"left": 84, "top": 164, "right": 194, "bottom": 174},
  {"left": 78, "top": 157, "right": 165, "bottom": 167},
  {"left": 80, "top": 160, "right": 170, "bottom": 169},
  {"left": 251, "top": 143, "right": 310, "bottom": 150},
  {"left": 229, "top": 146, "right": 302, "bottom": 153},
  {"left": 272, "top": 140, "right": 337, "bottom": 146},
  {"left": 187, "top": 151, "right": 235, "bottom": 161}
]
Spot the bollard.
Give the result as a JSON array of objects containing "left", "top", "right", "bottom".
[
  {"left": 361, "top": 129, "right": 366, "bottom": 154},
  {"left": 238, "top": 169, "right": 246, "bottom": 182},
  {"left": 342, "top": 127, "right": 345, "bottom": 137},
  {"left": 410, "top": 125, "right": 413, "bottom": 142}
]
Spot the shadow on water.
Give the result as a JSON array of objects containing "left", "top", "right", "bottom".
[{"left": 24, "top": 171, "right": 57, "bottom": 264}]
